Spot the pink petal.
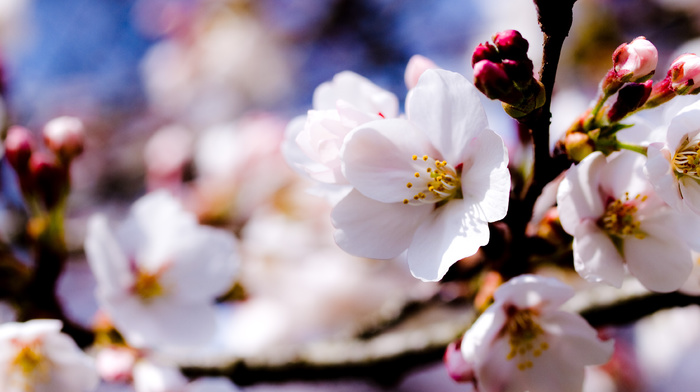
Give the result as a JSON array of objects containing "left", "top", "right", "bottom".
[{"left": 404, "top": 54, "right": 438, "bottom": 89}]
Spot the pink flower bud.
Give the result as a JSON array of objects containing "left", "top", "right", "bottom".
[
  {"left": 5, "top": 125, "right": 34, "bottom": 173},
  {"left": 612, "top": 37, "right": 658, "bottom": 82},
  {"left": 669, "top": 53, "right": 700, "bottom": 94},
  {"left": 42, "top": 116, "right": 85, "bottom": 161},
  {"left": 492, "top": 29, "right": 529, "bottom": 60},
  {"left": 473, "top": 60, "right": 521, "bottom": 104},
  {"left": 404, "top": 55, "right": 438, "bottom": 90},
  {"left": 471, "top": 42, "right": 500, "bottom": 67}
]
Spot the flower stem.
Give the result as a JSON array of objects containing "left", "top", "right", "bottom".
[{"left": 616, "top": 141, "right": 647, "bottom": 156}]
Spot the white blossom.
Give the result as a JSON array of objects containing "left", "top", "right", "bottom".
[
  {"left": 0, "top": 319, "right": 99, "bottom": 392},
  {"left": 85, "top": 191, "right": 239, "bottom": 349},
  {"left": 460, "top": 275, "right": 613, "bottom": 392},
  {"left": 646, "top": 100, "right": 700, "bottom": 215},
  {"left": 332, "top": 69, "right": 510, "bottom": 281},
  {"left": 558, "top": 150, "right": 700, "bottom": 292},
  {"left": 283, "top": 70, "right": 399, "bottom": 190}
]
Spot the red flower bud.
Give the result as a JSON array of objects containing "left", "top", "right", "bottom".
[
  {"left": 473, "top": 60, "right": 521, "bottom": 104},
  {"left": 607, "top": 80, "right": 652, "bottom": 123},
  {"left": 492, "top": 29, "right": 529, "bottom": 60},
  {"left": 471, "top": 42, "right": 500, "bottom": 67},
  {"left": 5, "top": 125, "right": 34, "bottom": 173}
]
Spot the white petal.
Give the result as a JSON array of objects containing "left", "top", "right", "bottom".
[
  {"left": 133, "top": 361, "right": 188, "bottom": 392},
  {"left": 331, "top": 189, "right": 432, "bottom": 259},
  {"left": 313, "top": 71, "right": 399, "bottom": 118},
  {"left": 624, "top": 232, "right": 693, "bottom": 292},
  {"left": 461, "top": 305, "right": 507, "bottom": 362},
  {"left": 407, "top": 199, "right": 489, "bottom": 281},
  {"left": 84, "top": 215, "right": 133, "bottom": 295},
  {"left": 104, "top": 296, "right": 217, "bottom": 348},
  {"left": 666, "top": 100, "right": 700, "bottom": 150},
  {"left": 645, "top": 144, "right": 683, "bottom": 211},
  {"left": 556, "top": 152, "right": 606, "bottom": 235},
  {"left": 540, "top": 311, "right": 614, "bottom": 366},
  {"left": 679, "top": 177, "right": 700, "bottom": 215},
  {"left": 460, "top": 128, "right": 511, "bottom": 222},
  {"left": 280, "top": 114, "right": 317, "bottom": 179},
  {"left": 494, "top": 274, "right": 574, "bottom": 312},
  {"left": 599, "top": 150, "right": 648, "bottom": 198},
  {"left": 573, "top": 220, "right": 625, "bottom": 288},
  {"left": 341, "top": 118, "right": 437, "bottom": 203},
  {"left": 407, "top": 69, "right": 488, "bottom": 164},
  {"left": 474, "top": 334, "right": 519, "bottom": 392},
  {"left": 163, "top": 226, "right": 239, "bottom": 302}
]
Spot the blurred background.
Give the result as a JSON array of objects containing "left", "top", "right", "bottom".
[{"left": 3, "top": 0, "right": 700, "bottom": 391}]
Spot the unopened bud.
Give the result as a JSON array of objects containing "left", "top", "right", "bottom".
[
  {"left": 492, "top": 29, "right": 529, "bottom": 60},
  {"left": 43, "top": 116, "right": 85, "bottom": 161},
  {"left": 29, "top": 152, "right": 66, "bottom": 210},
  {"left": 604, "top": 37, "right": 658, "bottom": 94},
  {"left": 564, "top": 132, "right": 595, "bottom": 162},
  {"left": 607, "top": 80, "right": 652, "bottom": 123},
  {"left": 404, "top": 55, "right": 438, "bottom": 90},
  {"left": 471, "top": 42, "right": 500, "bottom": 67},
  {"left": 612, "top": 37, "right": 657, "bottom": 81},
  {"left": 473, "top": 60, "right": 521, "bottom": 104},
  {"left": 669, "top": 53, "right": 700, "bottom": 94},
  {"left": 5, "top": 126, "right": 34, "bottom": 173}
]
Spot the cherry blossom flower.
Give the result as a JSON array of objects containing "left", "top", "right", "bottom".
[
  {"left": 0, "top": 319, "right": 99, "bottom": 392},
  {"left": 460, "top": 275, "right": 613, "bottom": 392},
  {"left": 332, "top": 69, "right": 510, "bottom": 281},
  {"left": 646, "top": 100, "right": 700, "bottom": 215},
  {"left": 284, "top": 70, "right": 399, "bottom": 189},
  {"left": 85, "top": 191, "right": 239, "bottom": 349},
  {"left": 557, "top": 150, "right": 700, "bottom": 292}
]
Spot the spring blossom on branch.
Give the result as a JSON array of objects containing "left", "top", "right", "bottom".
[{"left": 332, "top": 69, "right": 510, "bottom": 281}]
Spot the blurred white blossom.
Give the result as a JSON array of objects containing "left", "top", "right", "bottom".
[
  {"left": 85, "top": 191, "right": 239, "bottom": 349},
  {"left": 0, "top": 319, "right": 99, "bottom": 392}
]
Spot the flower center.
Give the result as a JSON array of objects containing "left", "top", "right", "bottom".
[
  {"left": 402, "top": 154, "right": 461, "bottom": 206},
  {"left": 502, "top": 307, "right": 549, "bottom": 371},
  {"left": 10, "top": 340, "right": 50, "bottom": 388},
  {"left": 599, "top": 192, "right": 646, "bottom": 239},
  {"left": 672, "top": 135, "right": 700, "bottom": 179},
  {"left": 132, "top": 269, "right": 165, "bottom": 302}
]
